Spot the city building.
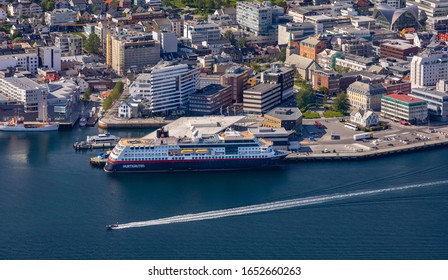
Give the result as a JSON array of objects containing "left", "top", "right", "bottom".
[
  {"left": 152, "top": 30, "right": 177, "bottom": 53},
  {"left": 262, "top": 107, "right": 302, "bottom": 130},
  {"left": 109, "top": 33, "right": 161, "bottom": 75},
  {"left": 261, "top": 65, "right": 295, "bottom": 100},
  {"left": 277, "top": 23, "right": 315, "bottom": 45},
  {"left": 236, "top": 1, "right": 282, "bottom": 36},
  {"left": 220, "top": 66, "right": 250, "bottom": 103},
  {"left": 0, "top": 8, "right": 6, "bottom": 21},
  {"left": 351, "top": 16, "right": 376, "bottom": 29},
  {"left": 189, "top": 84, "right": 232, "bottom": 115},
  {"left": 410, "top": 80, "right": 448, "bottom": 120},
  {"left": 88, "top": 0, "right": 106, "bottom": 13},
  {"left": 336, "top": 54, "right": 377, "bottom": 71},
  {"left": 69, "top": 0, "right": 87, "bottom": 12},
  {"left": 317, "top": 49, "right": 344, "bottom": 69},
  {"left": 311, "top": 69, "right": 341, "bottom": 95},
  {"left": 347, "top": 81, "right": 387, "bottom": 110},
  {"left": 45, "top": 8, "right": 77, "bottom": 26},
  {"left": 248, "top": 127, "right": 295, "bottom": 150},
  {"left": 129, "top": 62, "right": 200, "bottom": 113},
  {"left": 299, "top": 37, "right": 327, "bottom": 60},
  {"left": 0, "top": 53, "right": 39, "bottom": 73},
  {"left": 340, "top": 38, "right": 373, "bottom": 57},
  {"left": 406, "top": 0, "right": 448, "bottom": 30},
  {"left": 373, "top": 4, "right": 420, "bottom": 31},
  {"left": 381, "top": 92, "right": 427, "bottom": 123},
  {"left": 383, "top": 81, "right": 412, "bottom": 95},
  {"left": 119, "top": 98, "right": 140, "bottom": 119},
  {"left": 243, "top": 83, "right": 282, "bottom": 113},
  {"left": 0, "top": 76, "right": 48, "bottom": 117},
  {"left": 350, "top": 109, "right": 380, "bottom": 128},
  {"left": 55, "top": 34, "right": 83, "bottom": 56},
  {"left": 410, "top": 52, "right": 448, "bottom": 88},
  {"left": 38, "top": 47, "right": 62, "bottom": 72},
  {"left": 183, "top": 22, "right": 221, "bottom": 45},
  {"left": 284, "top": 54, "right": 321, "bottom": 81},
  {"left": 380, "top": 40, "right": 419, "bottom": 60}
]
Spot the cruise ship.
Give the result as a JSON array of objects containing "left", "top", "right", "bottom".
[{"left": 104, "top": 129, "right": 287, "bottom": 173}]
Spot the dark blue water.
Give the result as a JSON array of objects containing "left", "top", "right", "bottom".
[{"left": 1, "top": 127, "right": 448, "bottom": 259}]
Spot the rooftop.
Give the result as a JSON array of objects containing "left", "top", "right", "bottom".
[
  {"left": 193, "top": 84, "right": 228, "bottom": 96},
  {"left": 265, "top": 107, "right": 302, "bottom": 121},
  {"left": 3, "top": 76, "right": 43, "bottom": 90},
  {"left": 245, "top": 83, "right": 280, "bottom": 93},
  {"left": 384, "top": 93, "right": 424, "bottom": 103}
]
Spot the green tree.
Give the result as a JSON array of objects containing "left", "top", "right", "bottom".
[
  {"left": 12, "top": 37, "right": 23, "bottom": 43},
  {"left": 276, "top": 47, "right": 286, "bottom": 62},
  {"left": 42, "top": 0, "right": 55, "bottom": 12},
  {"left": 223, "top": 30, "right": 236, "bottom": 46},
  {"left": 333, "top": 92, "right": 350, "bottom": 114},
  {"left": 84, "top": 33, "right": 101, "bottom": 54},
  {"left": 295, "top": 86, "right": 315, "bottom": 110},
  {"left": 10, "top": 31, "right": 22, "bottom": 40},
  {"left": 237, "top": 37, "right": 247, "bottom": 48},
  {"left": 83, "top": 88, "right": 91, "bottom": 101},
  {"left": 318, "top": 87, "right": 329, "bottom": 104}
]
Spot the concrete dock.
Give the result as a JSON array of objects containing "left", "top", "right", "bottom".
[
  {"left": 98, "top": 118, "right": 170, "bottom": 129},
  {"left": 286, "top": 137, "right": 448, "bottom": 161}
]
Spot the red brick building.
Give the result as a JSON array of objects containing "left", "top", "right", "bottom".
[
  {"left": 312, "top": 69, "right": 341, "bottom": 95},
  {"left": 380, "top": 41, "right": 419, "bottom": 60},
  {"left": 382, "top": 81, "right": 412, "bottom": 95}
]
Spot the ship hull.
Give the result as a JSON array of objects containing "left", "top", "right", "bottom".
[
  {"left": 0, "top": 123, "right": 59, "bottom": 132},
  {"left": 104, "top": 155, "right": 287, "bottom": 173}
]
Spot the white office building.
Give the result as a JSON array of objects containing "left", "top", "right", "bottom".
[
  {"left": 410, "top": 52, "right": 448, "bottom": 88},
  {"left": 0, "top": 53, "right": 39, "bottom": 73},
  {"left": 38, "top": 47, "right": 62, "bottom": 71},
  {"left": 183, "top": 22, "right": 221, "bottom": 45},
  {"left": 0, "top": 76, "right": 48, "bottom": 117},
  {"left": 129, "top": 62, "right": 200, "bottom": 113},
  {"left": 45, "top": 8, "right": 77, "bottom": 26},
  {"left": 152, "top": 30, "right": 177, "bottom": 53},
  {"left": 236, "top": 1, "right": 279, "bottom": 36}
]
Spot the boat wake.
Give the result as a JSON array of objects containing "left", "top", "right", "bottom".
[{"left": 111, "top": 180, "right": 448, "bottom": 230}]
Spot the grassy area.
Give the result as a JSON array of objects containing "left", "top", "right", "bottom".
[
  {"left": 71, "top": 32, "right": 86, "bottom": 40},
  {"left": 323, "top": 111, "right": 344, "bottom": 118},
  {"left": 302, "top": 111, "right": 320, "bottom": 119}
]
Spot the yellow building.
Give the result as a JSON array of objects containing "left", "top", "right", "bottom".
[{"left": 347, "top": 81, "right": 387, "bottom": 111}]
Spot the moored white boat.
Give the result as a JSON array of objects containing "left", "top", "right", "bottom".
[{"left": 0, "top": 118, "right": 59, "bottom": 132}]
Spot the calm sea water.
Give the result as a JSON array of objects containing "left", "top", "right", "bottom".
[{"left": 1, "top": 127, "right": 448, "bottom": 260}]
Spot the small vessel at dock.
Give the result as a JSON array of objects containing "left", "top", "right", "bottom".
[
  {"left": 90, "top": 150, "right": 111, "bottom": 168},
  {"left": 79, "top": 117, "right": 87, "bottom": 127},
  {"left": 74, "top": 132, "right": 120, "bottom": 150},
  {"left": 0, "top": 117, "right": 59, "bottom": 132}
]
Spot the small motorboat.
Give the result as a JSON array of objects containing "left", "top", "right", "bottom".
[
  {"left": 106, "top": 223, "right": 119, "bottom": 230},
  {"left": 79, "top": 117, "right": 87, "bottom": 127}
]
